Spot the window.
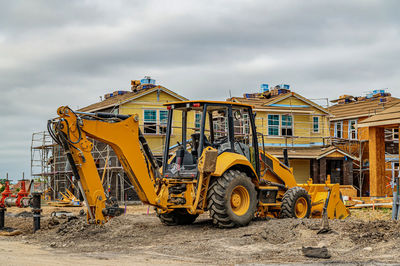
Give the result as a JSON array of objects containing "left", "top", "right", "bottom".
[
  {"left": 334, "top": 121, "right": 343, "bottom": 138},
  {"left": 313, "top": 117, "right": 319, "bottom": 133},
  {"left": 234, "top": 113, "right": 250, "bottom": 135},
  {"left": 386, "top": 128, "right": 399, "bottom": 141},
  {"left": 143, "top": 110, "right": 169, "bottom": 134},
  {"left": 159, "top": 110, "right": 168, "bottom": 134},
  {"left": 268, "top": 115, "right": 279, "bottom": 136},
  {"left": 194, "top": 112, "right": 201, "bottom": 129},
  {"left": 144, "top": 110, "right": 157, "bottom": 134},
  {"left": 281, "top": 115, "right": 293, "bottom": 136},
  {"left": 349, "top": 120, "right": 357, "bottom": 140}
]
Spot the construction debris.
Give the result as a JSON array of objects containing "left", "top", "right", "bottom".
[
  {"left": 47, "top": 189, "right": 82, "bottom": 207},
  {"left": 346, "top": 197, "right": 393, "bottom": 209},
  {"left": 0, "top": 228, "right": 22, "bottom": 236},
  {"left": 50, "top": 211, "right": 75, "bottom": 218},
  {"left": 330, "top": 89, "right": 392, "bottom": 105},
  {"left": 302, "top": 246, "right": 331, "bottom": 259}
]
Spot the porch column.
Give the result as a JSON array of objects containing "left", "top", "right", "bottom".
[
  {"left": 343, "top": 158, "right": 353, "bottom": 185},
  {"left": 319, "top": 158, "right": 326, "bottom": 183},
  {"left": 369, "top": 127, "right": 385, "bottom": 196},
  {"left": 312, "top": 159, "right": 319, "bottom": 183}
]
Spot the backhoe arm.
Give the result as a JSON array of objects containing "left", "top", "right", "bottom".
[{"left": 49, "top": 106, "right": 160, "bottom": 223}]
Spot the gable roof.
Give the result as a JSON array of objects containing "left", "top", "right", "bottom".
[
  {"left": 79, "top": 86, "right": 188, "bottom": 112},
  {"left": 328, "top": 96, "right": 400, "bottom": 121},
  {"left": 358, "top": 102, "right": 400, "bottom": 128},
  {"left": 267, "top": 146, "right": 356, "bottom": 160},
  {"left": 229, "top": 92, "right": 330, "bottom": 114}
]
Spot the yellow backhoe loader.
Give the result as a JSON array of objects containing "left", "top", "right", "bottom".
[{"left": 48, "top": 101, "right": 349, "bottom": 227}]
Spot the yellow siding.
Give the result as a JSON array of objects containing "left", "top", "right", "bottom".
[
  {"left": 255, "top": 96, "right": 330, "bottom": 147},
  {"left": 133, "top": 90, "right": 179, "bottom": 103},
  {"left": 278, "top": 97, "right": 310, "bottom": 106},
  {"left": 289, "top": 159, "right": 310, "bottom": 184},
  {"left": 118, "top": 90, "right": 186, "bottom": 156}
]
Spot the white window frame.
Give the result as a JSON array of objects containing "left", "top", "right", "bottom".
[
  {"left": 312, "top": 116, "right": 320, "bottom": 133},
  {"left": 159, "top": 110, "right": 168, "bottom": 135},
  {"left": 143, "top": 109, "right": 169, "bottom": 135},
  {"left": 267, "top": 114, "right": 280, "bottom": 136},
  {"left": 281, "top": 114, "right": 293, "bottom": 136},
  {"left": 143, "top": 109, "right": 157, "bottom": 134},
  {"left": 334, "top": 121, "right": 343, "bottom": 138},
  {"left": 348, "top": 119, "right": 358, "bottom": 140}
]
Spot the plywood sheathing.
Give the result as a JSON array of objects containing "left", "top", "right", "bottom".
[{"left": 368, "top": 127, "right": 386, "bottom": 196}]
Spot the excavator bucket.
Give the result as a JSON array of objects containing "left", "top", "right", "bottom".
[{"left": 300, "top": 178, "right": 350, "bottom": 219}]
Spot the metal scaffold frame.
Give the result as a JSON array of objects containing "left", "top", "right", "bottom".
[{"left": 30, "top": 131, "right": 137, "bottom": 202}]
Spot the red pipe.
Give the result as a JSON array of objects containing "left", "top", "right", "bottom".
[
  {"left": 0, "top": 181, "right": 12, "bottom": 207},
  {"left": 15, "top": 180, "right": 29, "bottom": 208}
]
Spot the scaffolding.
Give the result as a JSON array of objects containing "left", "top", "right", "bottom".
[
  {"left": 30, "top": 131, "right": 138, "bottom": 202},
  {"left": 329, "top": 128, "right": 399, "bottom": 196}
]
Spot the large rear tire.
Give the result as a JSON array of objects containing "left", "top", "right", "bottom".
[
  {"left": 280, "top": 187, "right": 311, "bottom": 219},
  {"left": 156, "top": 209, "right": 198, "bottom": 226},
  {"left": 207, "top": 170, "right": 257, "bottom": 228}
]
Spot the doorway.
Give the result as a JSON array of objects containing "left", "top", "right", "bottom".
[{"left": 327, "top": 159, "right": 343, "bottom": 184}]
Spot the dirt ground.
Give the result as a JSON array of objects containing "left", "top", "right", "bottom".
[{"left": 1, "top": 205, "right": 400, "bottom": 265}]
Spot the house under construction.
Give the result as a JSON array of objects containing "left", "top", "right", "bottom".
[
  {"left": 31, "top": 77, "right": 188, "bottom": 201},
  {"left": 229, "top": 84, "right": 356, "bottom": 194},
  {"left": 328, "top": 89, "right": 400, "bottom": 196},
  {"left": 31, "top": 131, "right": 135, "bottom": 201}
]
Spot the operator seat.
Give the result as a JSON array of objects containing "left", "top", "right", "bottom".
[{"left": 191, "top": 133, "right": 211, "bottom": 158}]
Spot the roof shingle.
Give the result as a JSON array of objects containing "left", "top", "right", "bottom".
[
  {"left": 358, "top": 102, "right": 400, "bottom": 128},
  {"left": 328, "top": 96, "right": 400, "bottom": 121},
  {"left": 79, "top": 86, "right": 187, "bottom": 112}
]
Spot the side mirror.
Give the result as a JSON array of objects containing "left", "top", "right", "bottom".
[{"left": 233, "top": 110, "right": 242, "bottom": 120}]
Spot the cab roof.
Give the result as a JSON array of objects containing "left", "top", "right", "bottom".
[{"left": 164, "top": 100, "right": 253, "bottom": 109}]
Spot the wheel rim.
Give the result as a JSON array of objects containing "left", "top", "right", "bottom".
[
  {"left": 295, "top": 197, "right": 308, "bottom": 218},
  {"left": 230, "top": 185, "right": 250, "bottom": 216}
]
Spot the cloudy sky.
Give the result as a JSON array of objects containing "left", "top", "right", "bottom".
[{"left": 1, "top": 0, "right": 400, "bottom": 180}]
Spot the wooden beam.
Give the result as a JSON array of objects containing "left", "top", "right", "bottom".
[{"left": 369, "top": 127, "right": 386, "bottom": 196}]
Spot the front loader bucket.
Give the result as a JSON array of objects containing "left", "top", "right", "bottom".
[{"left": 300, "top": 179, "right": 350, "bottom": 219}]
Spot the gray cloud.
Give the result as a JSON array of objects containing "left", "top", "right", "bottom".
[{"left": 1, "top": 0, "right": 400, "bottom": 179}]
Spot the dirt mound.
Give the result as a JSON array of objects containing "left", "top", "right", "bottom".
[
  {"left": 3, "top": 208, "right": 400, "bottom": 264},
  {"left": 343, "top": 219, "right": 400, "bottom": 245}
]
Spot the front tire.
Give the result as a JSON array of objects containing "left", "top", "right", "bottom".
[
  {"left": 156, "top": 209, "right": 198, "bottom": 226},
  {"left": 280, "top": 187, "right": 311, "bottom": 218},
  {"left": 207, "top": 170, "right": 257, "bottom": 228}
]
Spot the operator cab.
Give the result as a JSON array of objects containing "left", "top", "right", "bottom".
[{"left": 162, "top": 101, "right": 260, "bottom": 179}]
